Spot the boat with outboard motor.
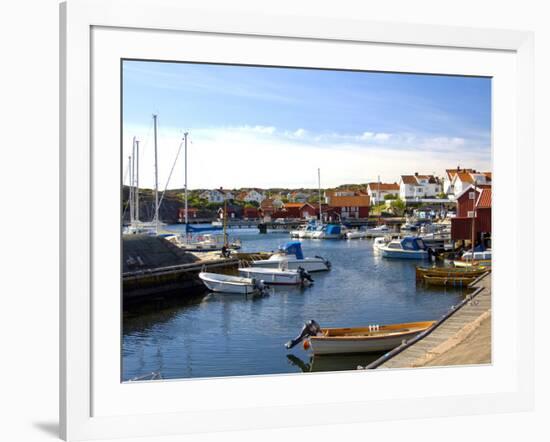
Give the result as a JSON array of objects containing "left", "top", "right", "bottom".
[
  {"left": 290, "top": 222, "right": 320, "bottom": 239},
  {"left": 453, "top": 249, "right": 492, "bottom": 267},
  {"left": 378, "top": 236, "right": 431, "bottom": 259},
  {"left": 251, "top": 241, "right": 331, "bottom": 272},
  {"left": 238, "top": 266, "right": 314, "bottom": 286},
  {"left": 365, "top": 224, "right": 392, "bottom": 237},
  {"left": 372, "top": 236, "right": 390, "bottom": 252},
  {"left": 285, "top": 319, "right": 435, "bottom": 355},
  {"left": 198, "top": 272, "right": 267, "bottom": 295},
  {"left": 311, "top": 223, "right": 345, "bottom": 239}
]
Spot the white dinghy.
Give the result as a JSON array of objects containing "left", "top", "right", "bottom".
[
  {"left": 198, "top": 272, "right": 266, "bottom": 295},
  {"left": 238, "top": 266, "right": 314, "bottom": 286}
]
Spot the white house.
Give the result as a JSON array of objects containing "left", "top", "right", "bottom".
[
  {"left": 237, "top": 189, "right": 266, "bottom": 204},
  {"left": 366, "top": 182, "right": 400, "bottom": 204},
  {"left": 399, "top": 174, "right": 442, "bottom": 200},
  {"left": 199, "top": 188, "right": 234, "bottom": 203},
  {"left": 444, "top": 167, "right": 475, "bottom": 195},
  {"left": 451, "top": 171, "right": 491, "bottom": 199}
]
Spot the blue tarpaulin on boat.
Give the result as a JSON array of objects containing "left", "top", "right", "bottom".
[
  {"left": 184, "top": 224, "right": 223, "bottom": 233},
  {"left": 401, "top": 236, "right": 426, "bottom": 251},
  {"left": 325, "top": 224, "right": 341, "bottom": 235},
  {"left": 280, "top": 241, "right": 304, "bottom": 259}
]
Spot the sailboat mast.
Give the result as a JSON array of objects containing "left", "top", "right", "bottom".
[
  {"left": 128, "top": 154, "right": 134, "bottom": 224},
  {"left": 183, "top": 132, "right": 189, "bottom": 227},
  {"left": 318, "top": 168, "right": 322, "bottom": 225},
  {"left": 135, "top": 139, "right": 140, "bottom": 222},
  {"left": 153, "top": 114, "right": 159, "bottom": 234},
  {"left": 378, "top": 175, "right": 381, "bottom": 225},
  {"left": 471, "top": 179, "right": 477, "bottom": 256},
  {"left": 223, "top": 190, "right": 228, "bottom": 247}
]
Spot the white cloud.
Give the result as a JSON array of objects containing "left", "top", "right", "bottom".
[{"left": 122, "top": 124, "right": 491, "bottom": 190}]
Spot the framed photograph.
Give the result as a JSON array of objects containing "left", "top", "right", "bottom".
[{"left": 60, "top": 0, "right": 534, "bottom": 440}]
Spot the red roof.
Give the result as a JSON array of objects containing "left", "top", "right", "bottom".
[
  {"left": 476, "top": 188, "right": 492, "bottom": 208},
  {"left": 401, "top": 175, "right": 417, "bottom": 185},
  {"left": 367, "top": 182, "right": 400, "bottom": 191}
]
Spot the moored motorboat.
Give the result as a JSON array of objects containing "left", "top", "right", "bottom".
[
  {"left": 238, "top": 266, "right": 313, "bottom": 286},
  {"left": 365, "top": 224, "right": 391, "bottom": 237},
  {"left": 311, "top": 224, "right": 345, "bottom": 239},
  {"left": 415, "top": 265, "right": 489, "bottom": 281},
  {"left": 285, "top": 319, "right": 435, "bottom": 355},
  {"left": 198, "top": 272, "right": 266, "bottom": 295},
  {"left": 251, "top": 241, "right": 331, "bottom": 272},
  {"left": 422, "top": 275, "right": 477, "bottom": 287},
  {"left": 172, "top": 233, "right": 241, "bottom": 252},
  {"left": 379, "top": 236, "right": 431, "bottom": 259},
  {"left": 346, "top": 228, "right": 367, "bottom": 240},
  {"left": 372, "top": 236, "right": 390, "bottom": 252},
  {"left": 453, "top": 249, "right": 492, "bottom": 268}
]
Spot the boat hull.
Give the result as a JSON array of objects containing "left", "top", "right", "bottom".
[
  {"left": 199, "top": 272, "right": 259, "bottom": 294},
  {"left": 309, "top": 331, "right": 422, "bottom": 355},
  {"left": 380, "top": 248, "right": 429, "bottom": 259},
  {"left": 238, "top": 268, "right": 304, "bottom": 285},
  {"left": 252, "top": 258, "right": 329, "bottom": 272}
]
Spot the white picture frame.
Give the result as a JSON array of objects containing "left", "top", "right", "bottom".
[{"left": 60, "top": 0, "right": 534, "bottom": 440}]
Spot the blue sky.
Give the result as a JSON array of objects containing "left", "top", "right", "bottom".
[{"left": 122, "top": 60, "right": 491, "bottom": 189}]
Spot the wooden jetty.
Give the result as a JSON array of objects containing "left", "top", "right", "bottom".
[
  {"left": 122, "top": 235, "right": 270, "bottom": 304},
  {"left": 363, "top": 272, "right": 491, "bottom": 369}
]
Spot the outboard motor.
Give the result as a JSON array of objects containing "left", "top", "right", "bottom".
[
  {"left": 315, "top": 255, "right": 332, "bottom": 270},
  {"left": 285, "top": 320, "right": 321, "bottom": 349},
  {"left": 297, "top": 266, "right": 314, "bottom": 286},
  {"left": 254, "top": 279, "right": 268, "bottom": 296}
]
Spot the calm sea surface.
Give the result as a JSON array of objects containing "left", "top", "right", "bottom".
[{"left": 122, "top": 226, "right": 466, "bottom": 380}]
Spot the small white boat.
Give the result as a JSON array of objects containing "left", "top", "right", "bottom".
[
  {"left": 198, "top": 272, "right": 265, "bottom": 295},
  {"left": 238, "top": 266, "right": 313, "bottom": 286},
  {"left": 379, "top": 236, "right": 430, "bottom": 259},
  {"left": 372, "top": 236, "right": 390, "bottom": 252},
  {"left": 286, "top": 320, "right": 435, "bottom": 355},
  {"left": 311, "top": 224, "right": 345, "bottom": 239},
  {"left": 252, "top": 241, "right": 331, "bottom": 272},
  {"left": 365, "top": 224, "right": 391, "bottom": 237},
  {"left": 346, "top": 229, "right": 367, "bottom": 240},
  {"left": 453, "top": 249, "right": 492, "bottom": 267},
  {"left": 290, "top": 223, "right": 319, "bottom": 239}
]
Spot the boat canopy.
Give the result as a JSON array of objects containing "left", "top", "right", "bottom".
[
  {"left": 185, "top": 224, "right": 223, "bottom": 233},
  {"left": 401, "top": 236, "right": 426, "bottom": 251},
  {"left": 325, "top": 224, "right": 342, "bottom": 235},
  {"left": 280, "top": 241, "right": 304, "bottom": 259}
]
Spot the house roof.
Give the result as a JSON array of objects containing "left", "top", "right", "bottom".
[
  {"left": 283, "top": 202, "right": 308, "bottom": 208},
  {"left": 328, "top": 195, "right": 370, "bottom": 207},
  {"left": 367, "top": 182, "right": 400, "bottom": 191},
  {"left": 401, "top": 175, "right": 417, "bottom": 185},
  {"left": 260, "top": 198, "right": 275, "bottom": 208},
  {"left": 455, "top": 172, "right": 475, "bottom": 184},
  {"left": 476, "top": 188, "right": 492, "bottom": 208},
  {"left": 445, "top": 168, "right": 475, "bottom": 180}
]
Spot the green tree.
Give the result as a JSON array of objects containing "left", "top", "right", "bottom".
[
  {"left": 384, "top": 193, "right": 398, "bottom": 200},
  {"left": 390, "top": 198, "right": 407, "bottom": 216}
]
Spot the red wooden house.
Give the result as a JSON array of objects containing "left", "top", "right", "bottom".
[{"left": 451, "top": 185, "right": 492, "bottom": 242}]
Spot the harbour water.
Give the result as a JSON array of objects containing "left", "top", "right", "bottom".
[{"left": 122, "top": 226, "right": 467, "bottom": 381}]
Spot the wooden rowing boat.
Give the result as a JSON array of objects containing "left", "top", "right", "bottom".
[
  {"left": 415, "top": 266, "right": 489, "bottom": 281},
  {"left": 422, "top": 275, "right": 477, "bottom": 287},
  {"left": 306, "top": 321, "right": 435, "bottom": 355}
]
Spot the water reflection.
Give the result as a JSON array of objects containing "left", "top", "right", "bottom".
[
  {"left": 122, "top": 227, "right": 467, "bottom": 381},
  {"left": 287, "top": 353, "right": 385, "bottom": 373}
]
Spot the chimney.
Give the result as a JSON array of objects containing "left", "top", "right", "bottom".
[
  {"left": 457, "top": 165, "right": 461, "bottom": 171},
  {"left": 414, "top": 172, "right": 418, "bottom": 176}
]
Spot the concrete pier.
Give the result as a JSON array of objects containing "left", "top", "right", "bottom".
[{"left": 368, "top": 272, "right": 491, "bottom": 369}]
